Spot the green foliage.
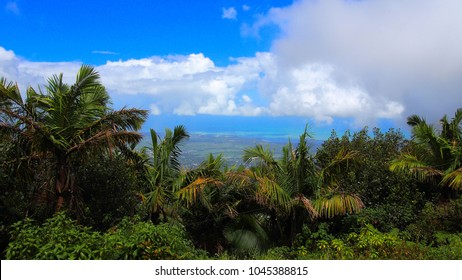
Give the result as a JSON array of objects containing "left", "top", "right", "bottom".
[
  {"left": 317, "top": 128, "right": 416, "bottom": 205},
  {"left": 223, "top": 214, "right": 270, "bottom": 256},
  {"left": 237, "top": 125, "right": 364, "bottom": 247},
  {"left": 427, "top": 232, "right": 462, "bottom": 259},
  {"left": 75, "top": 154, "right": 143, "bottom": 231},
  {"left": 346, "top": 225, "right": 404, "bottom": 259},
  {"left": 102, "top": 216, "right": 208, "bottom": 260},
  {"left": 406, "top": 198, "right": 462, "bottom": 243},
  {"left": 142, "top": 126, "right": 190, "bottom": 222},
  {"left": 353, "top": 203, "right": 415, "bottom": 232},
  {"left": 258, "top": 246, "right": 297, "bottom": 260},
  {"left": 6, "top": 212, "right": 103, "bottom": 260},
  {"left": 0, "top": 66, "right": 148, "bottom": 216},
  {"left": 316, "top": 127, "right": 422, "bottom": 232},
  {"left": 5, "top": 213, "right": 208, "bottom": 260},
  {"left": 294, "top": 223, "right": 334, "bottom": 249},
  {"left": 3, "top": 99, "right": 462, "bottom": 261},
  {"left": 390, "top": 108, "right": 462, "bottom": 192},
  {"left": 314, "top": 224, "right": 427, "bottom": 260}
]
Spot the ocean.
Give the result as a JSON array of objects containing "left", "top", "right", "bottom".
[
  {"left": 139, "top": 115, "right": 326, "bottom": 167},
  {"left": 138, "top": 132, "right": 323, "bottom": 168}
]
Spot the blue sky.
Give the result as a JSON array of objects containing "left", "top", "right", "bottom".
[
  {"left": 1, "top": 0, "right": 288, "bottom": 65},
  {"left": 2, "top": 0, "right": 462, "bottom": 139}
]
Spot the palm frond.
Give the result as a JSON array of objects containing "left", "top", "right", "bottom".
[
  {"left": 91, "top": 108, "right": 148, "bottom": 132},
  {"left": 317, "top": 148, "right": 359, "bottom": 188},
  {"left": 45, "top": 73, "right": 69, "bottom": 98},
  {"left": 450, "top": 108, "right": 462, "bottom": 143},
  {"left": 225, "top": 170, "right": 255, "bottom": 190},
  {"left": 255, "top": 176, "right": 292, "bottom": 212},
  {"left": 313, "top": 193, "right": 364, "bottom": 219},
  {"left": 142, "top": 184, "right": 167, "bottom": 214},
  {"left": 0, "top": 78, "right": 23, "bottom": 107},
  {"left": 223, "top": 214, "right": 269, "bottom": 254},
  {"left": 74, "top": 65, "right": 101, "bottom": 91},
  {"left": 441, "top": 167, "right": 462, "bottom": 190},
  {"left": 293, "top": 194, "right": 319, "bottom": 219},
  {"left": 176, "top": 177, "right": 223, "bottom": 208},
  {"left": 407, "top": 114, "right": 426, "bottom": 126},
  {"left": 169, "top": 125, "right": 189, "bottom": 172},
  {"left": 243, "top": 144, "right": 277, "bottom": 168},
  {"left": 66, "top": 130, "right": 142, "bottom": 156},
  {"left": 390, "top": 153, "right": 444, "bottom": 181},
  {"left": 410, "top": 121, "right": 443, "bottom": 160}
]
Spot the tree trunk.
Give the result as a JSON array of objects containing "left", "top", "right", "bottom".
[
  {"left": 55, "top": 166, "right": 66, "bottom": 212},
  {"left": 54, "top": 154, "right": 68, "bottom": 213},
  {"left": 290, "top": 210, "right": 297, "bottom": 242}
]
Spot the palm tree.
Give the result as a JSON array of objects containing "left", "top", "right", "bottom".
[
  {"left": 175, "top": 154, "right": 241, "bottom": 252},
  {"left": 0, "top": 66, "right": 148, "bottom": 215},
  {"left": 238, "top": 125, "right": 364, "bottom": 242},
  {"left": 141, "top": 125, "right": 190, "bottom": 222},
  {"left": 312, "top": 148, "right": 364, "bottom": 218},
  {"left": 390, "top": 108, "right": 462, "bottom": 191}
]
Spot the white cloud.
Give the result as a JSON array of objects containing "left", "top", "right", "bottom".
[
  {"left": 5, "top": 1, "right": 19, "bottom": 15},
  {"left": 261, "top": 62, "right": 403, "bottom": 125},
  {"left": 5, "top": 1, "right": 462, "bottom": 128},
  {"left": 87, "top": 52, "right": 266, "bottom": 116},
  {"left": 0, "top": 44, "right": 405, "bottom": 124},
  {"left": 0, "top": 46, "right": 80, "bottom": 92},
  {"left": 150, "top": 104, "right": 161, "bottom": 115},
  {"left": 0, "top": 47, "right": 15, "bottom": 61},
  {"left": 242, "top": 5, "right": 251, "bottom": 12},
  {"left": 222, "top": 7, "right": 237, "bottom": 20},
  {"left": 92, "top": 50, "right": 119, "bottom": 55},
  {"left": 242, "top": 94, "right": 252, "bottom": 103},
  {"left": 251, "top": 0, "right": 462, "bottom": 123}
]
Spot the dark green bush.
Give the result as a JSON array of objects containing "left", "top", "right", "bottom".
[
  {"left": 353, "top": 203, "right": 416, "bottom": 232},
  {"left": 76, "top": 154, "right": 144, "bottom": 231},
  {"left": 407, "top": 198, "right": 462, "bottom": 243}
]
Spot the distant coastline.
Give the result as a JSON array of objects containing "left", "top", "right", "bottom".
[{"left": 138, "top": 131, "right": 323, "bottom": 167}]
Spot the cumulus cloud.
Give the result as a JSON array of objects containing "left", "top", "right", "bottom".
[
  {"left": 0, "top": 44, "right": 405, "bottom": 124},
  {"left": 0, "top": 46, "right": 266, "bottom": 117},
  {"left": 263, "top": 63, "right": 404, "bottom": 124},
  {"left": 0, "top": 46, "right": 80, "bottom": 91},
  {"left": 251, "top": 0, "right": 462, "bottom": 123},
  {"left": 4, "top": 1, "right": 461, "bottom": 127},
  {"left": 96, "top": 53, "right": 272, "bottom": 116},
  {"left": 222, "top": 7, "right": 237, "bottom": 20}
]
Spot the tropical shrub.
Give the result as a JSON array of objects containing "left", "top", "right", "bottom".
[
  {"left": 293, "top": 223, "right": 335, "bottom": 249},
  {"left": 316, "top": 128, "right": 423, "bottom": 233},
  {"left": 426, "top": 232, "right": 462, "bottom": 259},
  {"left": 353, "top": 203, "right": 416, "bottom": 232},
  {"left": 258, "top": 246, "right": 297, "bottom": 260},
  {"left": 102, "top": 216, "right": 208, "bottom": 260},
  {"left": 76, "top": 154, "right": 143, "bottom": 231},
  {"left": 5, "top": 212, "right": 103, "bottom": 260},
  {"left": 406, "top": 198, "right": 462, "bottom": 243},
  {"left": 314, "top": 224, "right": 427, "bottom": 260},
  {"left": 5, "top": 213, "right": 208, "bottom": 260}
]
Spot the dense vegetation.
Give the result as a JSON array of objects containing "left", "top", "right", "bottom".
[{"left": 1, "top": 67, "right": 461, "bottom": 259}]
